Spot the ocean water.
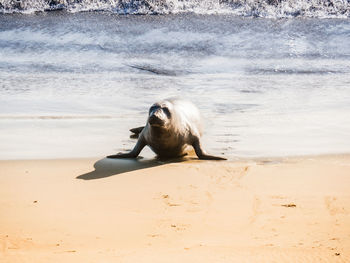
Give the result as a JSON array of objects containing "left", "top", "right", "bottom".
[{"left": 0, "top": 1, "right": 350, "bottom": 159}]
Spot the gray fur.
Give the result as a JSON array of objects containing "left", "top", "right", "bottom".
[{"left": 107, "top": 99, "right": 226, "bottom": 160}]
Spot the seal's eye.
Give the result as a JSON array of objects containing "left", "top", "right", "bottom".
[
  {"left": 149, "top": 105, "right": 159, "bottom": 115},
  {"left": 162, "top": 107, "right": 171, "bottom": 118}
]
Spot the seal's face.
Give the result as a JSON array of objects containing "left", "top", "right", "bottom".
[{"left": 148, "top": 102, "right": 172, "bottom": 128}]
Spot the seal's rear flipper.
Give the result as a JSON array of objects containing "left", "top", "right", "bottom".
[
  {"left": 130, "top": 126, "right": 145, "bottom": 139},
  {"left": 130, "top": 126, "right": 144, "bottom": 135}
]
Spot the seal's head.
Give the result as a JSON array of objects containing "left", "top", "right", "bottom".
[{"left": 148, "top": 101, "right": 172, "bottom": 128}]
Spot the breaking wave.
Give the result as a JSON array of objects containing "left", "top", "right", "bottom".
[{"left": 0, "top": 0, "right": 349, "bottom": 18}]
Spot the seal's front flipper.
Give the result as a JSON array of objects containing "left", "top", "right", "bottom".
[
  {"left": 107, "top": 152, "right": 138, "bottom": 158},
  {"left": 107, "top": 137, "right": 146, "bottom": 159},
  {"left": 192, "top": 139, "right": 227, "bottom": 161},
  {"left": 130, "top": 126, "right": 144, "bottom": 135},
  {"left": 197, "top": 154, "right": 227, "bottom": 160}
]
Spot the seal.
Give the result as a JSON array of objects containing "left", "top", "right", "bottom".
[{"left": 107, "top": 99, "right": 226, "bottom": 160}]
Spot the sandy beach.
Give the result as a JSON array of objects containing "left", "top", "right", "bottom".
[
  {"left": 1, "top": 3, "right": 350, "bottom": 263},
  {"left": 1, "top": 154, "right": 349, "bottom": 262}
]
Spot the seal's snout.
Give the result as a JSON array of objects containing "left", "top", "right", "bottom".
[{"left": 148, "top": 114, "right": 164, "bottom": 126}]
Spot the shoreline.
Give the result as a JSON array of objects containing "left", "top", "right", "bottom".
[
  {"left": 1, "top": 151, "right": 350, "bottom": 161},
  {"left": 1, "top": 154, "right": 350, "bottom": 262}
]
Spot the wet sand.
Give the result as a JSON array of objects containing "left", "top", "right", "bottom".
[{"left": 1, "top": 155, "right": 350, "bottom": 262}]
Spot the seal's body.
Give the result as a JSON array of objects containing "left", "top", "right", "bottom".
[{"left": 107, "top": 99, "right": 226, "bottom": 160}]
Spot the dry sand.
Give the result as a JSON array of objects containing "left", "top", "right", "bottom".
[{"left": 1, "top": 155, "right": 350, "bottom": 262}]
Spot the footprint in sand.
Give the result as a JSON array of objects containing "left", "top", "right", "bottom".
[
  {"left": 324, "top": 196, "right": 347, "bottom": 216},
  {"left": 161, "top": 194, "right": 181, "bottom": 207}
]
